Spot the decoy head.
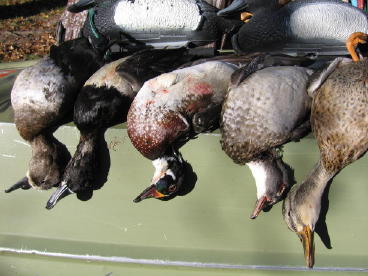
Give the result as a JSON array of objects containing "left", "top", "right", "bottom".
[
  {"left": 249, "top": 155, "right": 294, "bottom": 219},
  {"left": 134, "top": 148, "right": 185, "bottom": 203},
  {"left": 346, "top": 32, "right": 368, "bottom": 62},
  {"left": 217, "top": 0, "right": 290, "bottom": 17},
  {"left": 282, "top": 184, "right": 319, "bottom": 268}
]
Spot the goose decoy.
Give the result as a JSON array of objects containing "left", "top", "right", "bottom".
[
  {"left": 45, "top": 48, "right": 206, "bottom": 209},
  {"left": 128, "top": 60, "right": 239, "bottom": 202},
  {"left": 282, "top": 32, "right": 368, "bottom": 268},
  {"left": 220, "top": 55, "right": 314, "bottom": 219},
  {"left": 68, "top": 0, "right": 243, "bottom": 53},
  {"left": 6, "top": 37, "right": 104, "bottom": 193},
  {"left": 218, "top": 0, "right": 368, "bottom": 55}
]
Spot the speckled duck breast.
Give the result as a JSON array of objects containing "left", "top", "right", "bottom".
[
  {"left": 127, "top": 61, "right": 237, "bottom": 160},
  {"left": 221, "top": 66, "right": 312, "bottom": 164}
]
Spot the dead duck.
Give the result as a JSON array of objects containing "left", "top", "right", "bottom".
[
  {"left": 128, "top": 60, "right": 240, "bottom": 202},
  {"left": 282, "top": 32, "right": 368, "bottom": 268},
  {"left": 6, "top": 38, "right": 103, "bottom": 193},
  {"left": 68, "top": 0, "right": 243, "bottom": 52},
  {"left": 218, "top": 0, "right": 368, "bottom": 55},
  {"left": 220, "top": 55, "right": 314, "bottom": 219},
  {"left": 45, "top": 48, "right": 205, "bottom": 209}
]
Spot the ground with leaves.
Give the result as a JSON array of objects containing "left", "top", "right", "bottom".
[{"left": 0, "top": 0, "right": 67, "bottom": 62}]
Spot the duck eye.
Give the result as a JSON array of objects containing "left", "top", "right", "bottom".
[{"left": 168, "top": 184, "right": 177, "bottom": 192}]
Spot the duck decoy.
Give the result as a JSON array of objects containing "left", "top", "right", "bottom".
[
  {"left": 218, "top": 0, "right": 368, "bottom": 56},
  {"left": 282, "top": 32, "right": 368, "bottom": 268},
  {"left": 45, "top": 47, "right": 206, "bottom": 209},
  {"left": 128, "top": 59, "right": 241, "bottom": 202},
  {"left": 68, "top": 0, "right": 243, "bottom": 53},
  {"left": 220, "top": 55, "right": 314, "bottom": 219},
  {"left": 6, "top": 38, "right": 104, "bottom": 193}
]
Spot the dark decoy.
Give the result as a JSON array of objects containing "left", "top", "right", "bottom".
[
  {"left": 6, "top": 38, "right": 103, "bottom": 193},
  {"left": 282, "top": 32, "right": 368, "bottom": 268},
  {"left": 218, "top": 0, "right": 368, "bottom": 55},
  {"left": 45, "top": 48, "right": 206, "bottom": 209},
  {"left": 68, "top": 0, "right": 243, "bottom": 52},
  {"left": 220, "top": 55, "right": 314, "bottom": 219},
  {"left": 128, "top": 59, "right": 240, "bottom": 202}
]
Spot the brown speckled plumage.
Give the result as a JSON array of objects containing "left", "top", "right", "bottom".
[
  {"left": 312, "top": 59, "right": 368, "bottom": 173},
  {"left": 221, "top": 66, "right": 312, "bottom": 165}
]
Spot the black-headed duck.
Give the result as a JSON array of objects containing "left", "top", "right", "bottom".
[{"left": 282, "top": 32, "right": 368, "bottom": 268}]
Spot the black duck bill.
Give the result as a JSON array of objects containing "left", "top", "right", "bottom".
[
  {"left": 133, "top": 184, "right": 165, "bottom": 203},
  {"left": 5, "top": 176, "right": 31, "bottom": 193}
]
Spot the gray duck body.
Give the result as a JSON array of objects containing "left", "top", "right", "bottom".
[{"left": 221, "top": 66, "right": 312, "bottom": 164}]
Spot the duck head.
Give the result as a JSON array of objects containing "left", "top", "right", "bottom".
[
  {"left": 282, "top": 183, "right": 318, "bottom": 268},
  {"left": 5, "top": 135, "right": 71, "bottom": 193},
  {"left": 248, "top": 154, "right": 294, "bottom": 219},
  {"left": 134, "top": 148, "right": 185, "bottom": 203},
  {"left": 217, "top": 0, "right": 290, "bottom": 17}
]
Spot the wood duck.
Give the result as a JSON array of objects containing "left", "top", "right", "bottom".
[
  {"left": 68, "top": 0, "right": 243, "bottom": 53},
  {"left": 218, "top": 0, "right": 368, "bottom": 55},
  {"left": 128, "top": 60, "right": 240, "bottom": 202},
  {"left": 6, "top": 38, "right": 103, "bottom": 194},
  {"left": 220, "top": 55, "right": 314, "bottom": 219},
  {"left": 282, "top": 32, "right": 368, "bottom": 268},
  {"left": 45, "top": 48, "right": 205, "bottom": 209}
]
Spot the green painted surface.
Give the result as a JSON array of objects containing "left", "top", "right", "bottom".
[
  {"left": 1, "top": 62, "right": 368, "bottom": 274},
  {"left": 0, "top": 123, "right": 368, "bottom": 270}
]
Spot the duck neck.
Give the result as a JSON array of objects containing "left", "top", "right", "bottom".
[
  {"left": 296, "top": 160, "right": 336, "bottom": 206},
  {"left": 76, "top": 129, "right": 105, "bottom": 159},
  {"left": 247, "top": 157, "right": 285, "bottom": 199}
]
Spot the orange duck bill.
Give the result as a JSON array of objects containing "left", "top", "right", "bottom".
[{"left": 297, "top": 225, "right": 315, "bottom": 268}]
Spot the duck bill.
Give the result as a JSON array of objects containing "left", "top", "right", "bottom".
[
  {"left": 5, "top": 177, "right": 31, "bottom": 193},
  {"left": 45, "top": 184, "right": 74, "bottom": 210},
  {"left": 133, "top": 184, "right": 165, "bottom": 203},
  {"left": 297, "top": 225, "right": 315, "bottom": 268},
  {"left": 250, "top": 196, "right": 268, "bottom": 219}
]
